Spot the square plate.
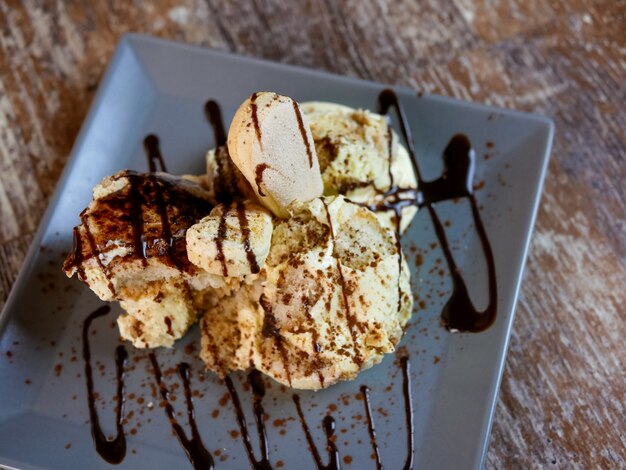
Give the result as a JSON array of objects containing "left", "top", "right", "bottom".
[{"left": 0, "top": 34, "right": 553, "bottom": 470}]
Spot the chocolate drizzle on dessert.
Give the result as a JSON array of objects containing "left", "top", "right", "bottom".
[
  {"left": 65, "top": 169, "right": 212, "bottom": 282},
  {"left": 260, "top": 293, "right": 293, "bottom": 386},
  {"left": 164, "top": 316, "right": 174, "bottom": 336},
  {"left": 79, "top": 215, "right": 117, "bottom": 296},
  {"left": 382, "top": 124, "right": 405, "bottom": 315},
  {"left": 82, "top": 306, "right": 127, "bottom": 464},
  {"left": 293, "top": 394, "right": 340, "bottom": 470},
  {"left": 292, "top": 99, "right": 314, "bottom": 168},
  {"left": 377, "top": 88, "right": 498, "bottom": 332},
  {"left": 236, "top": 202, "right": 261, "bottom": 273},
  {"left": 250, "top": 92, "right": 263, "bottom": 148},
  {"left": 204, "top": 100, "right": 227, "bottom": 146},
  {"left": 224, "top": 371, "right": 273, "bottom": 470},
  {"left": 361, "top": 385, "right": 383, "bottom": 470},
  {"left": 144, "top": 134, "right": 168, "bottom": 173},
  {"left": 302, "top": 298, "right": 326, "bottom": 387},
  {"left": 142, "top": 141, "right": 180, "bottom": 268},
  {"left": 386, "top": 124, "right": 394, "bottom": 187},
  {"left": 70, "top": 227, "right": 87, "bottom": 281},
  {"left": 148, "top": 353, "right": 214, "bottom": 470},
  {"left": 321, "top": 199, "right": 363, "bottom": 367},
  {"left": 215, "top": 206, "right": 229, "bottom": 276},
  {"left": 205, "top": 100, "right": 235, "bottom": 201},
  {"left": 255, "top": 163, "right": 269, "bottom": 197},
  {"left": 126, "top": 172, "right": 148, "bottom": 265}
]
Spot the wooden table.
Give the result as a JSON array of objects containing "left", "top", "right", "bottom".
[{"left": 0, "top": 1, "right": 624, "bottom": 468}]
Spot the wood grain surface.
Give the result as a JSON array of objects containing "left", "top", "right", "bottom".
[{"left": 0, "top": 0, "right": 624, "bottom": 468}]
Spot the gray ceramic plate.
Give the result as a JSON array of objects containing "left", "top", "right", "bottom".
[{"left": 0, "top": 34, "right": 553, "bottom": 470}]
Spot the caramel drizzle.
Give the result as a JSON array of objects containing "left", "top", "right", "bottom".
[
  {"left": 144, "top": 134, "right": 168, "bottom": 173},
  {"left": 292, "top": 394, "right": 340, "bottom": 470},
  {"left": 292, "top": 99, "right": 314, "bottom": 167},
  {"left": 82, "top": 306, "right": 127, "bottom": 464},
  {"left": 148, "top": 353, "right": 214, "bottom": 470},
  {"left": 236, "top": 202, "right": 261, "bottom": 274},
  {"left": 321, "top": 198, "right": 363, "bottom": 366},
  {"left": 376, "top": 88, "right": 498, "bottom": 332},
  {"left": 224, "top": 371, "right": 272, "bottom": 470}
]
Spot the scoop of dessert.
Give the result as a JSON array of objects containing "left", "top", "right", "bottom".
[
  {"left": 301, "top": 102, "right": 418, "bottom": 233},
  {"left": 62, "top": 170, "right": 227, "bottom": 348},
  {"left": 62, "top": 91, "right": 418, "bottom": 385},
  {"left": 186, "top": 202, "right": 273, "bottom": 277},
  {"left": 227, "top": 92, "right": 324, "bottom": 218},
  {"left": 199, "top": 195, "right": 412, "bottom": 390}
]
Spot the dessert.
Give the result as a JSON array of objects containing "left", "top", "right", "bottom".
[
  {"left": 200, "top": 196, "right": 411, "bottom": 389},
  {"left": 302, "top": 101, "right": 418, "bottom": 233},
  {"left": 62, "top": 170, "right": 227, "bottom": 348},
  {"left": 64, "top": 91, "right": 418, "bottom": 389}
]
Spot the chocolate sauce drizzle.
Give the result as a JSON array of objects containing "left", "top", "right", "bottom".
[
  {"left": 376, "top": 88, "right": 498, "bottom": 332},
  {"left": 205, "top": 99, "right": 240, "bottom": 202},
  {"left": 361, "top": 357, "right": 414, "bottom": 470},
  {"left": 148, "top": 353, "right": 214, "bottom": 470},
  {"left": 82, "top": 306, "right": 127, "bottom": 464},
  {"left": 71, "top": 215, "right": 117, "bottom": 296},
  {"left": 260, "top": 293, "right": 293, "bottom": 387},
  {"left": 215, "top": 206, "right": 229, "bottom": 276},
  {"left": 144, "top": 134, "right": 168, "bottom": 173},
  {"left": 204, "top": 100, "right": 227, "bottom": 146},
  {"left": 292, "top": 395, "right": 340, "bottom": 470},
  {"left": 141, "top": 136, "right": 184, "bottom": 268},
  {"left": 401, "top": 357, "right": 415, "bottom": 470},
  {"left": 255, "top": 163, "right": 269, "bottom": 197},
  {"left": 250, "top": 92, "right": 263, "bottom": 148},
  {"left": 126, "top": 172, "right": 148, "bottom": 265},
  {"left": 292, "top": 99, "right": 314, "bottom": 168},
  {"left": 70, "top": 226, "right": 86, "bottom": 281},
  {"left": 224, "top": 371, "right": 272, "bottom": 469},
  {"left": 383, "top": 122, "right": 405, "bottom": 315},
  {"left": 321, "top": 199, "right": 363, "bottom": 367},
  {"left": 236, "top": 202, "right": 261, "bottom": 274},
  {"left": 361, "top": 385, "right": 383, "bottom": 470}
]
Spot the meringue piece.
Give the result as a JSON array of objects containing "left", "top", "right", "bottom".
[
  {"left": 117, "top": 280, "right": 198, "bottom": 348},
  {"left": 198, "top": 196, "right": 412, "bottom": 390},
  {"left": 63, "top": 170, "right": 227, "bottom": 348},
  {"left": 227, "top": 92, "right": 323, "bottom": 218},
  {"left": 301, "top": 101, "right": 418, "bottom": 233},
  {"left": 186, "top": 202, "right": 273, "bottom": 277}
]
